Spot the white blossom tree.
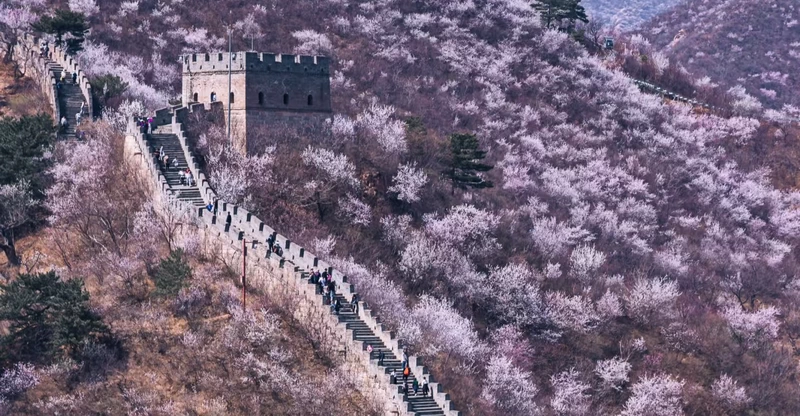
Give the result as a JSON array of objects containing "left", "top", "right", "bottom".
[
  {"left": 388, "top": 163, "right": 428, "bottom": 203},
  {"left": 481, "top": 355, "right": 541, "bottom": 415},
  {"left": 711, "top": 374, "right": 750, "bottom": 411},
  {"left": 625, "top": 277, "right": 681, "bottom": 325},
  {"left": 594, "top": 357, "right": 631, "bottom": 391},
  {"left": 721, "top": 303, "right": 780, "bottom": 349},
  {"left": 621, "top": 374, "right": 685, "bottom": 416},
  {"left": 550, "top": 368, "right": 591, "bottom": 415}
]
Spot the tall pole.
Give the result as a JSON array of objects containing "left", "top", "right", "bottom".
[
  {"left": 227, "top": 23, "right": 233, "bottom": 146},
  {"left": 242, "top": 238, "right": 247, "bottom": 309}
]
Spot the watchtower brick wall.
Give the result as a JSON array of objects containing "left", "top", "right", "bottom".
[{"left": 181, "top": 52, "right": 332, "bottom": 154}]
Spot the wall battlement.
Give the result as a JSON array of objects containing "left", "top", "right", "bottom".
[{"left": 182, "top": 52, "right": 330, "bottom": 74}]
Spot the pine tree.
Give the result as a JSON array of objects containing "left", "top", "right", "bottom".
[
  {"left": 532, "top": 0, "right": 589, "bottom": 31},
  {"left": 31, "top": 10, "right": 90, "bottom": 54},
  {"left": 152, "top": 249, "right": 191, "bottom": 297},
  {"left": 0, "top": 114, "right": 54, "bottom": 266},
  {"left": 444, "top": 133, "right": 493, "bottom": 191},
  {"left": 0, "top": 271, "right": 110, "bottom": 364}
]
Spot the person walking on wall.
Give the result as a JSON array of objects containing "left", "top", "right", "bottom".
[
  {"left": 72, "top": 72, "right": 77, "bottom": 84},
  {"left": 172, "top": 158, "right": 179, "bottom": 171},
  {"left": 402, "top": 351, "right": 408, "bottom": 369},
  {"left": 163, "top": 154, "right": 170, "bottom": 170},
  {"left": 351, "top": 293, "right": 359, "bottom": 314},
  {"left": 59, "top": 116, "right": 67, "bottom": 132},
  {"left": 402, "top": 365, "right": 410, "bottom": 386},
  {"left": 159, "top": 145, "right": 164, "bottom": 160},
  {"left": 412, "top": 378, "right": 419, "bottom": 396},
  {"left": 390, "top": 369, "right": 397, "bottom": 384},
  {"left": 378, "top": 349, "right": 385, "bottom": 366},
  {"left": 422, "top": 377, "right": 430, "bottom": 397},
  {"left": 178, "top": 169, "right": 186, "bottom": 185}
]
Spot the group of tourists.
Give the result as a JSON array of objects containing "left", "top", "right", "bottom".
[
  {"left": 136, "top": 116, "right": 154, "bottom": 135},
  {"left": 39, "top": 41, "right": 49, "bottom": 57},
  {"left": 153, "top": 145, "right": 194, "bottom": 186},
  {"left": 386, "top": 350, "right": 430, "bottom": 397},
  {"left": 266, "top": 234, "right": 284, "bottom": 257}
]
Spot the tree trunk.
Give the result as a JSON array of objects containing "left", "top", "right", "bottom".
[{"left": 0, "top": 241, "right": 20, "bottom": 266}]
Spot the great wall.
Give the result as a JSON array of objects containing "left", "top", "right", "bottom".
[{"left": 12, "top": 32, "right": 459, "bottom": 416}]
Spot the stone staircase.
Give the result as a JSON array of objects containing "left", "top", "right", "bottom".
[
  {"left": 134, "top": 110, "right": 458, "bottom": 416},
  {"left": 321, "top": 283, "right": 445, "bottom": 415},
  {"left": 146, "top": 126, "right": 205, "bottom": 206},
  {"left": 48, "top": 62, "right": 86, "bottom": 139}
]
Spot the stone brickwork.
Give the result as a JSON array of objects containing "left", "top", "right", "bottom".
[
  {"left": 12, "top": 32, "right": 94, "bottom": 127},
  {"left": 180, "top": 52, "right": 332, "bottom": 154},
  {"left": 126, "top": 105, "right": 461, "bottom": 416}
]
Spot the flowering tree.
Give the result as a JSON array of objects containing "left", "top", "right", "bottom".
[
  {"left": 569, "top": 244, "right": 606, "bottom": 283},
  {"left": 481, "top": 355, "right": 541, "bottom": 415},
  {"left": 720, "top": 303, "right": 780, "bottom": 349},
  {"left": 621, "top": 374, "right": 684, "bottom": 416},
  {"left": 357, "top": 103, "right": 407, "bottom": 155},
  {"left": 388, "top": 162, "right": 428, "bottom": 203},
  {"left": 409, "top": 295, "right": 483, "bottom": 364},
  {"left": 711, "top": 374, "right": 750, "bottom": 411},
  {"left": 69, "top": 0, "right": 99, "bottom": 17},
  {"left": 0, "top": 2, "right": 37, "bottom": 62},
  {"left": 0, "top": 181, "right": 37, "bottom": 266},
  {"left": 550, "top": 368, "right": 591, "bottom": 415},
  {"left": 292, "top": 30, "right": 334, "bottom": 56},
  {"left": 0, "top": 363, "right": 39, "bottom": 403},
  {"left": 625, "top": 277, "right": 681, "bottom": 325},
  {"left": 546, "top": 291, "right": 599, "bottom": 333},
  {"left": 235, "top": 13, "right": 263, "bottom": 50},
  {"left": 594, "top": 357, "right": 631, "bottom": 391}
]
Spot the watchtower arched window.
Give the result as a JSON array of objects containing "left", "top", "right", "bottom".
[
  {"left": 218, "top": 53, "right": 223, "bottom": 61},
  {"left": 283, "top": 93, "right": 289, "bottom": 105},
  {"left": 210, "top": 92, "right": 217, "bottom": 102},
  {"left": 204, "top": 53, "right": 210, "bottom": 61},
  {"left": 193, "top": 92, "right": 198, "bottom": 102},
  {"left": 258, "top": 92, "right": 264, "bottom": 105},
  {"left": 307, "top": 95, "right": 313, "bottom": 106},
  {"left": 229, "top": 92, "right": 235, "bottom": 104}
]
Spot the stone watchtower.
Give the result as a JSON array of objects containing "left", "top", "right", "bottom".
[{"left": 181, "top": 51, "right": 332, "bottom": 154}]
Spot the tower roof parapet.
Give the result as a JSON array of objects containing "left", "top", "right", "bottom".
[{"left": 181, "top": 51, "right": 330, "bottom": 74}]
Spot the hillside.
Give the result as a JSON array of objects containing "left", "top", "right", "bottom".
[
  {"left": 641, "top": 0, "right": 800, "bottom": 109},
  {"left": 2, "top": 0, "right": 800, "bottom": 415},
  {"left": 583, "top": 0, "right": 683, "bottom": 29}
]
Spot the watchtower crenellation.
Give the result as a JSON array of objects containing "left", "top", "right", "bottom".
[
  {"left": 181, "top": 51, "right": 332, "bottom": 154},
  {"left": 182, "top": 52, "right": 330, "bottom": 74}
]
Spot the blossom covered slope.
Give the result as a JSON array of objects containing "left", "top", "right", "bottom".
[{"left": 14, "top": 0, "right": 800, "bottom": 414}]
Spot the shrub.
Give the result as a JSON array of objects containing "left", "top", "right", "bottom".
[
  {"left": 151, "top": 249, "right": 191, "bottom": 298},
  {"left": 0, "top": 271, "right": 111, "bottom": 364}
]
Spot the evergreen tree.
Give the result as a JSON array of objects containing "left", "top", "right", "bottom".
[
  {"left": 0, "top": 114, "right": 54, "bottom": 265},
  {"left": 0, "top": 271, "right": 110, "bottom": 364},
  {"left": 532, "top": 0, "right": 589, "bottom": 31},
  {"left": 444, "top": 133, "right": 494, "bottom": 191},
  {"left": 152, "top": 249, "right": 191, "bottom": 297},
  {"left": 31, "top": 10, "right": 90, "bottom": 54}
]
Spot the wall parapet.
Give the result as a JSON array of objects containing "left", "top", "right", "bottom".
[
  {"left": 181, "top": 51, "right": 330, "bottom": 74},
  {"left": 127, "top": 107, "right": 460, "bottom": 416},
  {"left": 20, "top": 32, "right": 94, "bottom": 116},
  {"left": 12, "top": 32, "right": 59, "bottom": 123}
]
